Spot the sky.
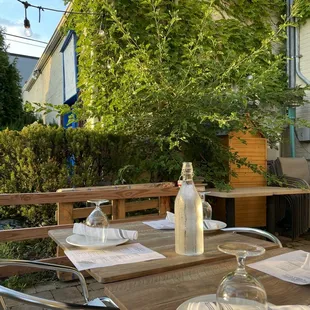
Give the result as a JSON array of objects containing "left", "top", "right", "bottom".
[{"left": 0, "top": 0, "right": 67, "bottom": 57}]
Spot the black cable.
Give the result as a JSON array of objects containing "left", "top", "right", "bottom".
[
  {"left": 38, "top": 6, "right": 44, "bottom": 23},
  {"left": 6, "top": 38, "right": 45, "bottom": 48},
  {"left": 17, "top": 0, "right": 103, "bottom": 16},
  {"left": 3, "top": 32, "right": 48, "bottom": 44}
]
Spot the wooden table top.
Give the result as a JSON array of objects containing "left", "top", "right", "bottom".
[
  {"left": 49, "top": 221, "right": 278, "bottom": 283},
  {"left": 104, "top": 247, "right": 310, "bottom": 310},
  {"left": 207, "top": 186, "right": 310, "bottom": 198}
]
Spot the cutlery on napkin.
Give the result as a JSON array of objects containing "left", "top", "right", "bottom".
[
  {"left": 166, "top": 211, "right": 219, "bottom": 230},
  {"left": 186, "top": 302, "right": 310, "bottom": 310},
  {"left": 73, "top": 223, "right": 138, "bottom": 240}
]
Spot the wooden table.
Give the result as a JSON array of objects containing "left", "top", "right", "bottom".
[
  {"left": 103, "top": 247, "right": 310, "bottom": 310},
  {"left": 207, "top": 186, "right": 310, "bottom": 230},
  {"left": 48, "top": 221, "right": 278, "bottom": 283}
]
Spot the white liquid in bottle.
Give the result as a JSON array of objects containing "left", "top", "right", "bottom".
[{"left": 175, "top": 162, "right": 204, "bottom": 256}]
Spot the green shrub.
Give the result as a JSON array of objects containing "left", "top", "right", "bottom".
[
  {"left": 0, "top": 123, "right": 234, "bottom": 275},
  {"left": 0, "top": 124, "right": 190, "bottom": 229}
]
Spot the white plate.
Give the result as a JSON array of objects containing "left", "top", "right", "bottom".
[
  {"left": 177, "top": 294, "right": 274, "bottom": 310},
  {"left": 203, "top": 220, "right": 227, "bottom": 232},
  {"left": 66, "top": 234, "right": 129, "bottom": 249}
]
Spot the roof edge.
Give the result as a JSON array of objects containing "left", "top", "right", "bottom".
[{"left": 23, "top": 3, "right": 73, "bottom": 92}]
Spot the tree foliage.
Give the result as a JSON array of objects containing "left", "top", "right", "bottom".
[
  {"left": 66, "top": 1, "right": 304, "bottom": 144},
  {"left": 0, "top": 28, "right": 24, "bottom": 128},
  {"left": 292, "top": 0, "right": 310, "bottom": 23},
  {"left": 51, "top": 0, "right": 310, "bottom": 185}
]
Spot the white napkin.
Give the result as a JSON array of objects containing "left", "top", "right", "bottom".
[
  {"left": 166, "top": 211, "right": 219, "bottom": 230},
  {"left": 87, "top": 298, "right": 106, "bottom": 306},
  {"left": 187, "top": 302, "right": 310, "bottom": 310},
  {"left": 301, "top": 253, "right": 310, "bottom": 271},
  {"left": 73, "top": 223, "right": 138, "bottom": 240},
  {"left": 166, "top": 211, "right": 175, "bottom": 223}
]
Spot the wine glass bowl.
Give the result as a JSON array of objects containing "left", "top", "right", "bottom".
[
  {"left": 199, "top": 192, "right": 212, "bottom": 220},
  {"left": 85, "top": 200, "right": 109, "bottom": 242},
  {"left": 86, "top": 200, "right": 109, "bottom": 227},
  {"left": 216, "top": 242, "right": 268, "bottom": 310}
]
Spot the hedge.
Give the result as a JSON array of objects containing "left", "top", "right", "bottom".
[{"left": 0, "top": 123, "right": 186, "bottom": 228}]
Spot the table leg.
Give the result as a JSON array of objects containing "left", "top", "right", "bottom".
[
  {"left": 225, "top": 198, "right": 235, "bottom": 227},
  {"left": 267, "top": 195, "right": 277, "bottom": 233}
]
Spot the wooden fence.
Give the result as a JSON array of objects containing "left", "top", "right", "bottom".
[{"left": 0, "top": 182, "right": 183, "bottom": 278}]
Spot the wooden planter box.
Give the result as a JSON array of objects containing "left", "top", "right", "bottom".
[{"left": 215, "top": 131, "right": 267, "bottom": 227}]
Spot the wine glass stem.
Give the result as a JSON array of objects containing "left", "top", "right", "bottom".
[{"left": 236, "top": 255, "right": 247, "bottom": 275}]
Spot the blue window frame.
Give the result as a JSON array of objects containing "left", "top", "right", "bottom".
[{"left": 60, "top": 30, "right": 78, "bottom": 128}]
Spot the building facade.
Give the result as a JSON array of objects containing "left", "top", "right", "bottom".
[
  {"left": 8, "top": 53, "right": 39, "bottom": 86},
  {"left": 22, "top": 4, "right": 78, "bottom": 127}
]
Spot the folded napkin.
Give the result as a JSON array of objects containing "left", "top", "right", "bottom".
[
  {"left": 166, "top": 211, "right": 219, "bottom": 230},
  {"left": 301, "top": 253, "right": 310, "bottom": 271},
  {"left": 73, "top": 223, "right": 138, "bottom": 240},
  {"left": 187, "top": 302, "right": 310, "bottom": 310}
]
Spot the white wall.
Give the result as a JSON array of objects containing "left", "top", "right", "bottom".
[
  {"left": 23, "top": 37, "right": 66, "bottom": 125},
  {"left": 295, "top": 20, "right": 310, "bottom": 161}
]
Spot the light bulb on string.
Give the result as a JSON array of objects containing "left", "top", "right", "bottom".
[
  {"left": 24, "top": 18, "right": 32, "bottom": 37},
  {"left": 98, "top": 19, "right": 105, "bottom": 36},
  {"left": 98, "top": 28, "right": 105, "bottom": 36},
  {"left": 22, "top": 1, "right": 32, "bottom": 37}
]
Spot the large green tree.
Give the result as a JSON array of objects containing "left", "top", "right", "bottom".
[
  {"left": 68, "top": 1, "right": 304, "bottom": 139},
  {"left": 60, "top": 0, "right": 307, "bottom": 184},
  {"left": 0, "top": 28, "right": 24, "bottom": 128}
]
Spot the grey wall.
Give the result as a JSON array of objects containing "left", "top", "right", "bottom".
[{"left": 8, "top": 53, "right": 39, "bottom": 86}]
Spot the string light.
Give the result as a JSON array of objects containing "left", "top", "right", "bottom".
[
  {"left": 22, "top": 1, "right": 32, "bottom": 37},
  {"left": 17, "top": 0, "right": 104, "bottom": 16},
  {"left": 17, "top": 1, "right": 105, "bottom": 38}
]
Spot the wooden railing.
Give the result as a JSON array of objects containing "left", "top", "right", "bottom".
[{"left": 0, "top": 182, "right": 182, "bottom": 278}]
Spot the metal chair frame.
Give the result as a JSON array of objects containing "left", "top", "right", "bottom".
[
  {"left": 0, "top": 259, "right": 119, "bottom": 310},
  {"left": 222, "top": 227, "right": 283, "bottom": 248}
]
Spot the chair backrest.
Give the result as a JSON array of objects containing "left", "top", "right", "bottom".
[
  {"left": 0, "top": 259, "right": 119, "bottom": 310},
  {"left": 0, "top": 285, "right": 117, "bottom": 309},
  {"left": 276, "top": 157, "right": 310, "bottom": 184},
  {"left": 222, "top": 227, "right": 283, "bottom": 248}
]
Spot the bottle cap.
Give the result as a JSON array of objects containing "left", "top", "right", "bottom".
[{"left": 182, "top": 162, "right": 193, "bottom": 175}]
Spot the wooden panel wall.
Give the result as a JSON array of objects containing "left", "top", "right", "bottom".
[{"left": 229, "top": 134, "right": 267, "bottom": 227}]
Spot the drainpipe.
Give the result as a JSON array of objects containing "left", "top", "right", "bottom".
[
  {"left": 287, "top": 0, "right": 296, "bottom": 157},
  {"left": 288, "top": 0, "right": 310, "bottom": 158},
  {"left": 295, "top": 27, "right": 310, "bottom": 85}
]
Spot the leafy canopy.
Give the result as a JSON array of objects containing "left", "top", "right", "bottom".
[
  {"left": 0, "top": 28, "right": 37, "bottom": 130},
  {"left": 0, "top": 28, "right": 23, "bottom": 128},
  {"left": 51, "top": 0, "right": 309, "bottom": 186},
  {"left": 66, "top": 0, "right": 304, "bottom": 145}
]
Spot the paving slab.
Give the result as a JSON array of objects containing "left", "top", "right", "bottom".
[{"left": 50, "top": 286, "right": 84, "bottom": 304}]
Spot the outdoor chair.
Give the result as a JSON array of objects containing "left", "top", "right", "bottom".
[
  {"left": 268, "top": 157, "right": 310, "bottom": 239},
  {"left": 222, "top": 227, "right": 282, "bottom": 248},
  {"left": 0, "top": 259, "right": 120, "bottom": 310},
  {"left": 274, "top": 157, "right": 310, "bottom": 185}
]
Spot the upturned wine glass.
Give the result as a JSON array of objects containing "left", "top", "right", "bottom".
[
  {"left": 216, "top": 242, "right": 268, "bottom": 310},
  {"left": 199, "top": 192, "right": 212, "bottom": 220},
  {"left": 85, "top": 200, "right": 109, "bottom": 242}
]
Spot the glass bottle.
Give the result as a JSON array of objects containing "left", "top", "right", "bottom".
[{"left": 175, "top": 162, "right": 204, "bottom": 256}]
